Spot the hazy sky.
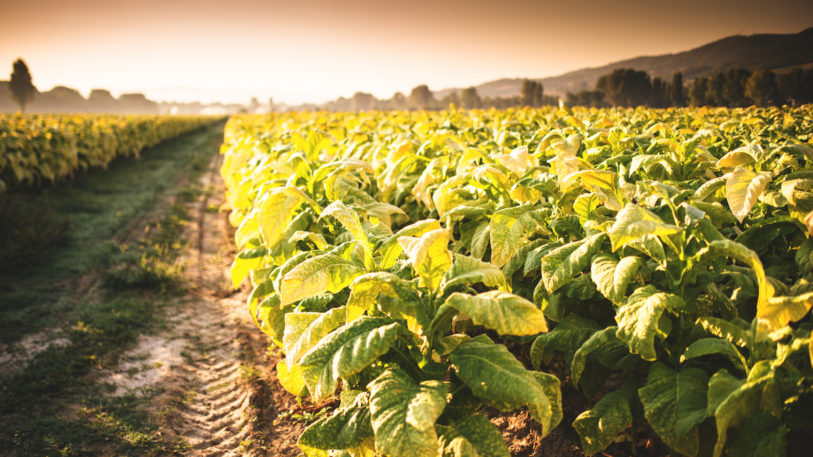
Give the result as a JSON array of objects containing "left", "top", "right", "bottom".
[{"left": 1, "top": 0, "right": 811, "bottom": 104}]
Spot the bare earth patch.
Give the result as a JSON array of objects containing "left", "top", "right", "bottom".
[{"left": 100, "top": 153, "right": 307, "bottom": 456}]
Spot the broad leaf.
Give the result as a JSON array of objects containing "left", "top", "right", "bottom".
[
  {"left": 590, "top": 255, "right": 643, "bottom": 304},
  {"left": 540, "top": 233, "right": 606, "bottom": 293},
  {"left": 280, "top": 254, "right": 364, "bottom": 306},
  {"left": 230, "top": 246, "right": 266, "bottom": 288},
  {"left": 707, "top": 364, "right": 777, "bottom": 457},
  {"left": 530, "top": 315, "right": 600, "bottom": 369},
  {"left": 298, "top": 392, "right": 373, "bottom": 452},
  {"left": 681, "top": 338, "right": 748, "bottom": 372},
  {"left": 399, "top": 228, "right": 453, "bottom": 291},
  {"left": 489, "top": 205, "right": 544, "bottom": 267},
  {"left": 725, "top": 167, "right": 771, "bottom": 223},
  {"left": 572, "top": 386, "right": 635, "bottom": 456},
  {"left": 437, "top": 414, "right": 510, "bottom": 457},
  {"left": 257, "top": 186, "right": 318, "bottom": 248},
  {"left": 368, "top": 369, "right": 447, "bottom": 457},
  {"left": 348, "top": 272, "right": 425, "bottom": 331},
  {"left": 380, "top": 219, "right": 442, "bottom": 269},
  {"left": 450, "top": 336, "right": 562, "bottom": 436},
  {"left": 571, "top": 327, "right": 625, "bottom": 386},
  {"left": 442, "top": 254, "right": 507, "bottom": 292},
  {"left": 444, "top": 291, "right": 547, "bottom": 336},
  {"left": 298, "top": 317, "right": 404, "bottom": 401},
  {"left": 277, "top": 358, "right": 306, "bottom": 396},
  {"left": 638, "top": 363, "right": 709, "bottom": 457},
  {"left": 283, "top": 307, "right": 346, "bottom": 364},
  {"left": 608, "top": 204, "right": 682, "bottom": 252},
  {"left": 615, "top": 286, "right": 683, "bottom": 361}
]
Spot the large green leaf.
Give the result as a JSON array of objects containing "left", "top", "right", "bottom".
[
  {"left": 280, "top": 253, "right": 364, "bottom": 306},
  {"left": 320, "top": 200, "right": 374, "bottom": 267},
  {"left": 707, "top": 364, "right": 778, "bottom": 457},
  {"left": 347, "top": 272, "right": 425, "bottom": 331},
  {"left": 298, "top": 391, "right": 373, "bottom": 453},
  {"left": 725, "top": 167, "right": 771, "bottom": 223},
  {"left": 638, "top": 363, "right": 709, "bottom": 457},
  {"left": 540, "top": 232, "right": 606, "bottom": 294},
  {"left": 572, "top": 386, "right": 636, "bottom": 456},
  {"left": 681, "top": 338, "right": 748, "bottom": 372},
  {"left": 442, "top": 254, "right": 507, "bottom": 292},
  {"left": 450, "top": 336, "right": 562, "bottom": 436},
  {"left": 229, "top": 246, "right": 266, "bottom": 289},
  {"left": 489, "top": 205, "right": 544, "bottom": 267},
  {"left": 298, "top": 317, "right": 404, "bottom": 401},
  {"left": 590, "top": 255, "right": 643, "bottom": 304},
  {"left": 608, "top": 203, "right": 682, "bottom": 252},
  {"left": 283, "top": 307, "right": 346, "bottom": 364},
  {"left": 686, "top": 240, "right": 775, "bottom": 333},
  {"left": 530, "top": 315, "right": 600, "bottom": 369},
  {"left": 615, "top": 286, "right": 682, "bottom": 360},
  {"left": 367, "top": 368, "right": 447, "bottom": 457},
  {"left": 437, "top": 414, "right": 510, "bottom": 457},
  {"left": 570, "top": 326, "right": 625, "bottom": 386},
  {"left": 443, "top": 291, "right": 547, "bottom": 336},
  {"left": 398, "top": 228, "right": 453, "bottom": 291},
  {"left": 380, "top": 219, "right": 442, "bottom": 269},
  {"left": 257, "top": 186, "right": 319, "bottom": 248}
]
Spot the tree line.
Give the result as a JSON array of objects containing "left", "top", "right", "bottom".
[{"left": 567, "top": 67, "right": 813, "bottom": 108}]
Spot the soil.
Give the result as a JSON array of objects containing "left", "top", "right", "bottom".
[{"left": 101, "top": 152, "right": 307, "bottom": 456}]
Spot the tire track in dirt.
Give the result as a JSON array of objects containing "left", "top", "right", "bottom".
[{"left": 104, "top": 150, "right": 308, "bottom": 456}]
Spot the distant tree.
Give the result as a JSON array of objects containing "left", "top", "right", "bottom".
[
  {"left": 408, "top": 85, "right": 435, "bottom": 110},
  {"left": 268, "top": 97, "right": 275, "bottom": 112},
  {"left": 650, "top": 77, "right": 670, "bottom": 108},
  {"left": 9, "top": 58, "right": 36, "bottom": 112},
  {"left": 670, "top": 73, "right": 685, "bottom": 106},
  {"left": 520, "top": 79, "right": 544, "bottom": 106},
  {"left": 566, "top": 90, "right": 607, "bottom": 107},
  {"left": 723, "top": 69, "right": 751, "bottom": 106},
  {"left": 248, "top": 97, "right": 260, "bottom": 112},
  {"left": 118, "top": 93, "right": 158, "bottom": 114},
  {"left": 705, "top": 73, "right": 726, "bottom": 106},
  {"left": 777, "top": 69, "right": 813, "bottom": 105},
  {"left": 745, "top": 70, "right": 778, "bottom": 106},
  {"left": 689, "top": 77, "right": 709, "bottom": 106},
  {"left": 440, "top": 91, "right": 460, "bottom": 108},
  {"left": 390, "top": 92, "right": 407, "bottom": 110},
  {"left": 40, "top": 86, "right": 86, "bottom": 113},
  {"left": 596, "top": 69, "right": 651, "bottom": 106},
  {"left": 460, "top": 87, "right": 481, "bottom": 109},
  {"left": 88, "top": 89, "right": 117, "bottom": 113},
  {"left": 350, "top": 92, "right": 376, "bottom": 111}
]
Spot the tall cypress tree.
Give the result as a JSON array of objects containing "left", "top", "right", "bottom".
[{"left": 9, "top": 59, "right": 36, "bottom": 112}]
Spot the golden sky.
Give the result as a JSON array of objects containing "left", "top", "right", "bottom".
[{"left": 1, "top": 0, "right": 811, "bottom": 104}]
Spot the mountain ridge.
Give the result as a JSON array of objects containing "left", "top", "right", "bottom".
[{"left": 436, "top": 26, "right": 813, "bottom": 99}]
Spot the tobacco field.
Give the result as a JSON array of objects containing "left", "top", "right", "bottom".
[{"left": 221, "top": 106, "right": 813, "bottom": 457}]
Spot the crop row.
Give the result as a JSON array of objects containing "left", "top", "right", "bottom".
[
  {"left": 222, "top": 106, "right": 813, "bottom": 457},
  {"left": 0, "top": 114, "right": 222, "bottom": 189}
]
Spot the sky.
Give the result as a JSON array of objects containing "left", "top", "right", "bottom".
[{"left": 1, "top": 0, "right": 811, "bottom": 104}]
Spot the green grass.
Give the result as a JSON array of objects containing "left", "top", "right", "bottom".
[
  {"left": 0, "top": 121, "right": 224, "bottom": 344},
  {"left": 0, "top": 120, "right": 225, "bottom": 456}
]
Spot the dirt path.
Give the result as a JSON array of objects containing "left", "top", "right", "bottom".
[{"left": 102, "top": 152, "right": 306, "bottom": 456}]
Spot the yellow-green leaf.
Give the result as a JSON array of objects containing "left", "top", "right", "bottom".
[
  {"left": 608, "top": 204, "right": 682, "bottom": 252},
  {"left": 725, "top": 167, "right": 771, "bottom": 223},
  {"left": 398, "top": 228, "right": 453, "bottom": 291},
  {"left": 444, "top": 291, "right": 547, "bottom": 336},
  {"left": 280, "top": 254, "right": 364, "bottom": 306}
]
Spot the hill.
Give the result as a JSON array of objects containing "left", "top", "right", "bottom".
[{"left": 438, "top": 27, "right": 813, "bottom": 98}]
